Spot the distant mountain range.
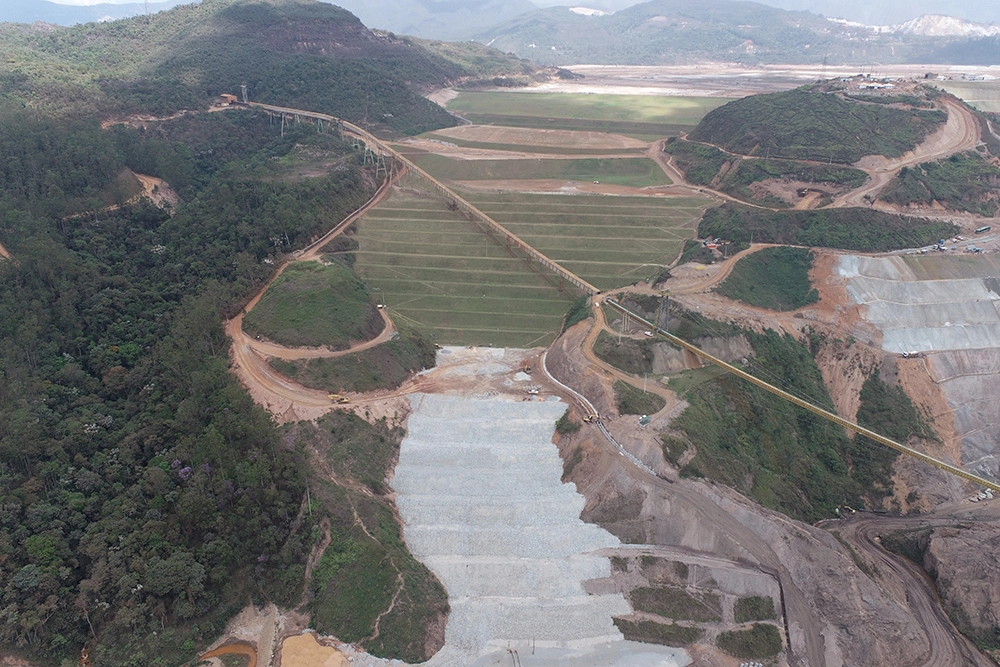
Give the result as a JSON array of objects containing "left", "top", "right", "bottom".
[
  {"left": 5, "top": 0, "right": 1000, "bottom": 67},
  {"left": 1, "top": 0, "right": 190, "bottom": 24},
  {"left": 752, "top": 0, "right": 1000, "bottom": 27},
  {"left": 474, "top": 0, "right": 1000, "bottom": 66}
]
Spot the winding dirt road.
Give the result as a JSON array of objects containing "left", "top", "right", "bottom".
[
  {"left": 648, "top": 95, "right": 982, "bottom": 217},
  {"left": 831, "top": 96, "right": 982, "bottom": 208},
  {"left": 226, "top": 166, "right": 406, "bottom": 415},
  {"left": 831, "top": 512, "right": 995, "bottom": 667}
]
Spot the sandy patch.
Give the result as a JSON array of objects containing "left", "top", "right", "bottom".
[
  {"left": 450, "top": 178, "right": 680, "bottom": 197},
  {"left": 280, "top": 633, "right": 347, "bottom": 667},
  {"left": 432, "top": 125, "right": 648, "bottom": 150}
]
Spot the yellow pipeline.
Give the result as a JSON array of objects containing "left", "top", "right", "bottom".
[{"left": 605, "top": 298, "right": 1000, "bottom": 493}]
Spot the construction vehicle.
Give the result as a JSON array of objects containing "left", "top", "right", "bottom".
[
  {"left": 527, "top": 388, "right": 540, "bottom": 395},
  {"left": 328, "top": 394, "right": 350, "bottom": 404},
  {"left": 520, "top": 365, "right": 532, "bottom": 374},
  {"left": 583, "top": 414, "right": 597, "bottom": 423}
]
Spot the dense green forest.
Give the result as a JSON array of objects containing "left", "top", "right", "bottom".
[
  {"left": 879, "top": 151, "right": 1000, "bottom": 216},
  {"left": 688, "top": 90, "right": 946, "bottom": 164},
  {"left": 0, "top": 104, "right": 410, "bottom": 664},
  {"left": 0, "top": 1, "right": 505, "bottom": 659},
  {"left": 698, "top": 204, "right": 958, "bottom": 252},
  {"left": 0, "top": 0, "right": 529, "bottom": 134}
]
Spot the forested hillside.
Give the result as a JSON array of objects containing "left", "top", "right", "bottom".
[
  {"left": 0, "top": 108, "right": 383, "bottom": 664},
  {"left": 0, "top": 0, "right": 506, "bottom": 134},
  {"left": 688, "top": 89, "right": 946, "bottom": 164}
]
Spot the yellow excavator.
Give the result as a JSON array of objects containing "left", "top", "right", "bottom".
[{"left": 328, "top": 393, "right": 350, "bottom": 404}]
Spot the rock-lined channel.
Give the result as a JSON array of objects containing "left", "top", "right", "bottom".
[{"left": 389, "top": 392, "right": 690, "bottom": 666}]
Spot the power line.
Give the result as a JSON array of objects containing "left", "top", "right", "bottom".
[{"left": 606, "top": 298, "right": 1000, "bottom": 493}]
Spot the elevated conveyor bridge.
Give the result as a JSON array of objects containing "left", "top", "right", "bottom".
[
  {"left": 246, "top": 100, "right": 997, "bottom": 494},
  {"left": 248, "top": 102, "right": 600, "bottom": 296},
  {"left": 604, "top": 298, "right": 1000, "bottom": 494}
]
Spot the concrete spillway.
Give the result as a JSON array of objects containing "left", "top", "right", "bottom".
[
  {"left": 389, "top": 393, "right": 691, "bottom": 666},
  {"left": 839, "top": 254, "right": 1000, "bottom": 479}
]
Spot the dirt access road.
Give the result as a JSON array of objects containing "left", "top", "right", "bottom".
[
  {"left": 831, "top": 511, "right": 996, "bottom": 667},
  {"left": 227, "top": 167, "right": 404, "bottom": 416},
  {"left": 642, "top": 95, "right": 982, "bottom": 216},
  {"left": 832, "top": 96, "right": 982, "bottom": 208}
]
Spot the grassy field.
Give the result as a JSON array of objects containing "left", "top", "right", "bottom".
[
  {"left": 446, "top": 92, "right": 727, "bottom": 138},
  {"left": 270, "top": 324, "right": 435, "bottom": 393},
  {"left": 415, "top": 134, "right": 645, "bottom": 156},
  {"left": 349, "top": 181, "right": 575, "bottom": 347},
  {"left": 716, "top": 246, "right": 819, "bottom": 311},
  {"left": 465, "top": 191, "right": 711, "bottom": 290},
  {"left": 406, "top": 154, "right": 671, "bottom": 188},
  {"left": 615, "top": 380, "right": 666, "bottom": 415},
  {"left": 242, "top": 261, "right": 382, "bottom": 348}
]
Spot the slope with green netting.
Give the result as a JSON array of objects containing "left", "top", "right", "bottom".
[
  {"left": 350, "top": 182, "right": 575, "bottom": 347},
  {"left": 465, "top": 192, "right": 711, "bottom": 291}
]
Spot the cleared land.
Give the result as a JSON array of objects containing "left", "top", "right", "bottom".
[
  {"left": 349, "top": 182, "right": 574, "bottom": 348},
  {"left": 242, "top": 261, "right": 381, "bottom": 349},
  {"left": 408, "top": 154, "right": 671, "bottom": 188},
  {"left": 465, "top": 192, "right": 711, "bottom": 290},
  {"left": 446, "top": 92, "right": 727, "bottom": 138},
  {"left": 427, "top": 124, "right": 648, "bottom": 150}
]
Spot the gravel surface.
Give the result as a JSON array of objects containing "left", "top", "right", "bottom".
[{"left": 383, "top": 392, "right": 690, "bottom": 666}]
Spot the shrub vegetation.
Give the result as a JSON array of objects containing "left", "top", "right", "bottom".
[
  {"left": 613, "top": 618, "right": 704, "bottom": 647},
  {"left": 699, "top": 204, "right": 958, "bottom": 252},
  {"left": 283, "top": 412, "right": 449, "bottom": 662},
  {"left": 665, "top": 138, "right": 866, "bottom": 207},
  {"left": 716, "top": 246, "right": 819, "bottom": 311},
  {"left": 880, "top": 152, "right": 1000, "bottom": 216},
  {"left": 689, "top": 90, "right": 946, "bottom": 164},
  {"left": 716, "top": 623, "right": 783, "bottom": 659},
  {"left": 734, "top": 596, "right": 777, "bottom": 623}
]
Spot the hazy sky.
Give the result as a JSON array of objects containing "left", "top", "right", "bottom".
[{"left": 38, "top": 0, "right": 1000, "bottom": 25}]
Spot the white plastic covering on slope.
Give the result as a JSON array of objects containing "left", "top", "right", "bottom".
[
  {"left": 839, "top": 255, "right": 1000, "bottom": 479},
  {"left": 386, "top": 393, "right": 691, "bottom": 667}
]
